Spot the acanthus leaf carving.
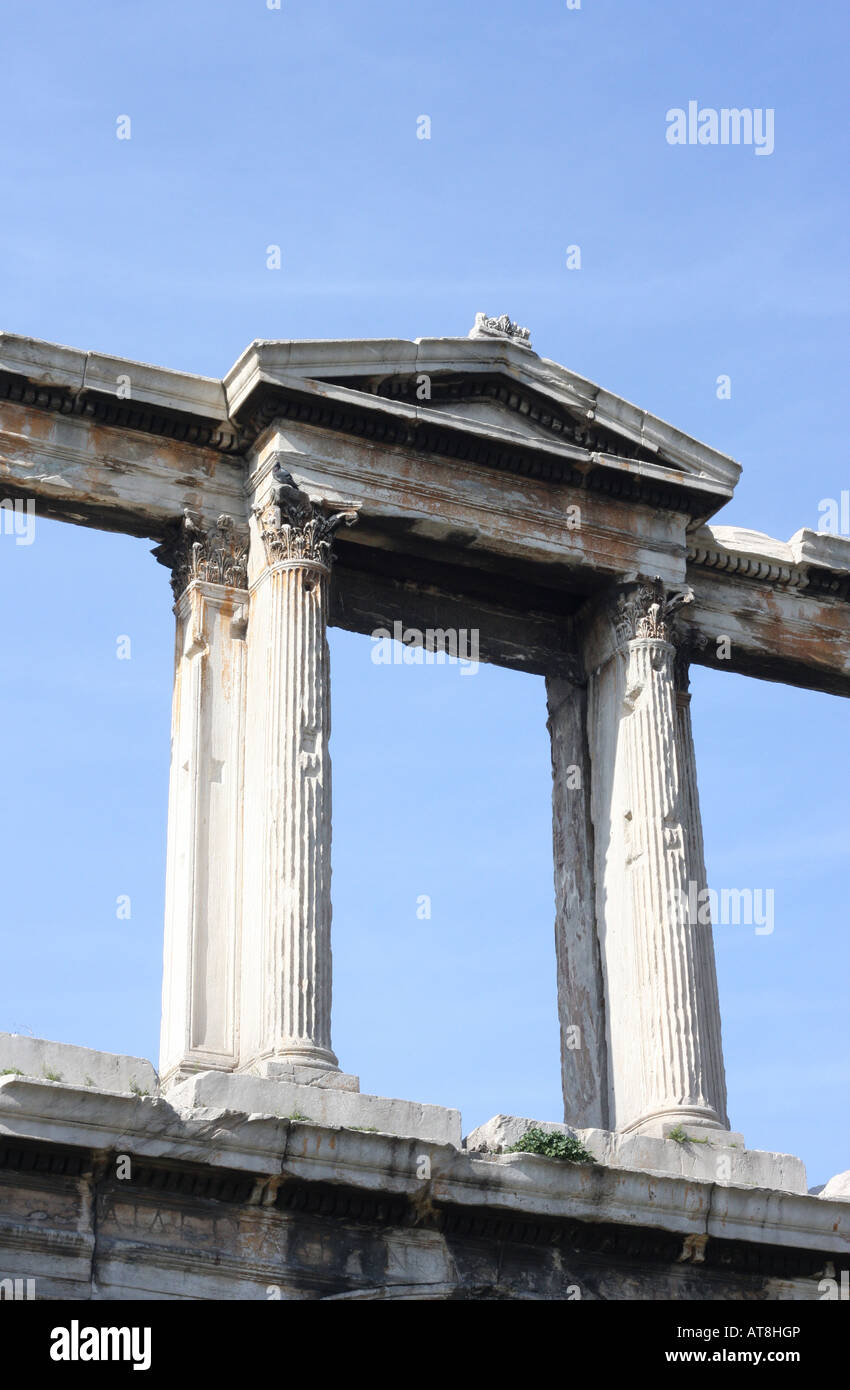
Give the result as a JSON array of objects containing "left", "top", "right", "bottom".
[
  {"left": 611, "top": 578, "right": 694, "bottom": 647},
  {"left": 154, "top": 510, "right": 249, "bottom": 598},
  {"left": 256, "top": 466, "right": 358, "bottom": 573}
]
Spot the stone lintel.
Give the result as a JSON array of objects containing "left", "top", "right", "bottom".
[{"left": 251, "top": 425, "right": 692, "bottom": 591}]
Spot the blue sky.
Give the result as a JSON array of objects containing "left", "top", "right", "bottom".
[{"left": 0, "top": 0, "right": 847, "bottom": 1185}]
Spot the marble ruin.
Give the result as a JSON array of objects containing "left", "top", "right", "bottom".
[{"left": 0, "top": 316, "right": 848, "bottom": 1299}]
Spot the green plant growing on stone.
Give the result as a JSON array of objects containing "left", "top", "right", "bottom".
[
  {"left": 129, "top": 1081, "right": 149, "bottom": 1097},
  {"left": 507, "top": 1127, "right": 594, "bottom": 1163},
  {"left": 43, "top": 1069, "right": 62, "bottom": 1082},
  {"left": 668, "top": 1124, "right": 709, "bottom": 1145},
  {"left": 288, "top": 1111, "right": 309, "bottom": 1122},
  {"left": 1, "top": 1067, "right": 23, "bottom": 1076}
]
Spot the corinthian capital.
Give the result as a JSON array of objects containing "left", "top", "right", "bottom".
[
  {"left": 610, "top": 578, "right": 693, "bottom": 647},
  {"left": 255, "top": 467, "right": 357, "bottom": 573},
  {"left": 154, "top": 510, "right": 249, "bottom": 598}
]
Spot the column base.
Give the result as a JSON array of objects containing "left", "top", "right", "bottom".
[
  {"left": 621, "top": 1105, "right": 728, "bottom": 1138},
  {"left": 239, "top": 1044, "right": 358, "bottom": 1091},
  {"left": 633, "top": 1117, "right": 744, "bottom": 1144},
  {"left": 250, "top": 1059, "right": 360, "bottom": 1092}
]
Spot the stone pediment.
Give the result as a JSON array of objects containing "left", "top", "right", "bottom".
[
  {"left": 0, "top": 325, "right": 741, "bottom": 537},
  {"left": 224, "top": 332, "right": 742, "bottom": 510},
  {"left": 0, "top": 327, "right": 741, "bottom": 518}
]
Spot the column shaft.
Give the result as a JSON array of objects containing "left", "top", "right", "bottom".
[
  {"left": 675, "top": 681, "right": 727, "bottom": 1121},
  {"left": 586, "top": 582, "right": 728, "bottom": 1133},
  {"left": 546, "top": 675, "right": 608, "bottom": 1129},
  {"left": 158, "top": 516, "right": 248, "bottom": 1086},
  {"left": 240, "top": 476, "right": 357, "bottom": 1077},
  {"left": 243, "top": 563, "right": 335, "bottom": 1068}
]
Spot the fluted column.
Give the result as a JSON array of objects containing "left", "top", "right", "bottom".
[
  {"left": 156, "top": 513, "right": 248, "bottom": 1087},
  {"left": 674, "top": 653, "right": 727, "bottom": 1123},
  {"left": 586, "top": 580, "right": 728, "bottom": 1133},
  {"left": 546, "top": 675, "right": 609, "bottom": 1130},
  {"left": 240, "top": 470, "right": 356, "bottom": 1080}
]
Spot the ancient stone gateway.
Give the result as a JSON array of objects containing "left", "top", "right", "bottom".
[{"left": 1, "top": 316, "right": 848, "bottom": 1300}]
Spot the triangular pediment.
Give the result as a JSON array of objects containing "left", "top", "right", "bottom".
[
  {"left": 224, "top": 334, "right": 741, "bottom": 499},
  {"left": 425, "top": 395, "right": 564, "bottom": 442}
]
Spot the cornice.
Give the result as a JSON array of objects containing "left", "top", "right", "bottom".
[
  {"left": 237, "top": 376, "right": 733, "bottom": 521},
  {"left": 0, "top": 367, "right": 723, "bottom": 519},
  {"left": 687, "top": 526, "right": 850, "bottom": 602},
  {"left": 0, "top": 369, "right": 243, "bottom": 453},
  {"left": 0, "top": 1117, "right": 843, "bottom": 1283}
]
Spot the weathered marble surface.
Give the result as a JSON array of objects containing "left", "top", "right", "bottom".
[
  {"left": 0, "top": 1034, "right": 155, "bottom": 1095},
  {"left": 821, "top": 1171, "right": 850, "bottom": 1202},
  {"left": 0, "top": 1074, "right": 846, "bottom": 1301},
  {"left": 2, "top": 326, "right": 848, "bottom": 1298},
  {"left": 167, "top": 1072, "right": 461, "bottom": 1146},
  {"left": 465, "top": 1115, "right": 807, "bottom": 1195},
  {"left": 2, "top": 328, "right": 848, "bottom": 692}
]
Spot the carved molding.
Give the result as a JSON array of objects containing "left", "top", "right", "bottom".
[
  {"left": 246, "top": 374, "right": 662, "bottom": 471},
  {"left": 469, "top": 311, "right": 532, "bottom": 348},
  {"left": 0, "top": 370, "right": 244, "bottom": 454},
  {"left": 687, "top": 537, "right": 850, "bottom": 603},
  {"left": 154, "top": 510, "right": 249, "bottom": 598}
]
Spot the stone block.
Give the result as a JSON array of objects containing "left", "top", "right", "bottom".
[
  {"left": 464, "top": 1115, "right": 614, "bottom": 1165},
  {"left": 464, "top": 1113, "right": 807, "bottom": 1193},
  {"left": 616, "top": 1132, "right": 807, "bottom": 1194},
  {"left": 820, "top": 1171, "right": 850, "bottom": 1201},
  {"left": 250, "top": 1060, "right": 360, "bottom": 1091},
  {"left": 465, "top": 1115, "right": 566, "bottom": 1153},
  {"left": 168, "top": 1071, "right": 461, "bottom": 1146},
  {"left": 0, "top": 1034, "right": 157, "bottom": 1097}
]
